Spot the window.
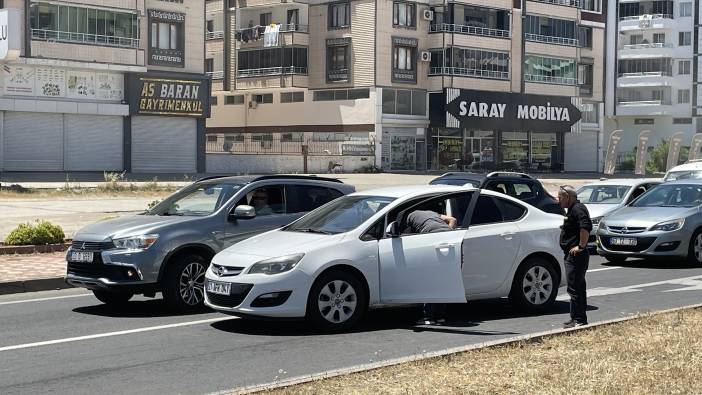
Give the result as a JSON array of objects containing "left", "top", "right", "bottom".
[
  {"left": 393, "top": 46, "right": 415, "bottom": 71},
  {"left": 653, "top": 33, "right": 665, "bottom": 44},
  {"left": 382, "top": 88, "right": 426, "bottom": 115},
  {"left": 512, "top": 183, "right": 536, "bottom": 199},
  {"left": 678, "top": 89, "right": 691, "bottom": 104},
  {"left": 524, "top": 55, "right": 577, "bottom": 85},
  {"left": 281, "top": 92, "right": 305, "bottom": 103},
  {"left": 618, "top": 58, "right": 673, "bottom": 76},
  {"left": 524, "top": 15, "right": 577, "bottom": 44},
  {"left": 225, "top": 95, "right": 245, "bottom": 105},
  {"left": 327, "top": 44, "right": 349, "bottom": 82},
  {"left": 459, "top": 5, "right": 510, "bottom": 33},
  {"left": 253, "top": 94, "right": 273, "bottom": 104},
  {"left": 287, "top": 9, "right": 299, "bottom": 26},
  {"left": 237, "top": 47, "right": 308, "bottom": 76},
  {"left": 679, "top": 60, "right": 691, "bottom": 75},
  {"left": 495, "top": 198, "right": 527, "bottom": 221},
  {"left": 679, "top": 32, "right": 692, "bottom": 46},
  {"left": 207, "top": 135, "right": 217, "bottom": 143},
  {"left": 634, "top": 119, "right": 654, "bottom": 125},
  {"left": 206, "top": 20, "right": 214, "bottom": 33},
  {"left": 329, "top": 2, "right": 350, "bottom": 28},
  {"left": 674, "top": 118, "right": 693, "bottom": 124},
  {"left": 260, "top": 13, "right": 272, "bottom": 26},
  {"left": 470, "top": 196, "right": 503, "bottom": 225},
  {"left": 629, "top": 34, "right": 643, "bottom": 45},
  {"left": 578, "top": 61, "right": 594, "bottom": 96},
  {"left": 580, "top": 102, "right": 599, "bottom": 124},
  {"left": 281, "top": 132, "right": 303, "bottom": 142},
  {"left": 211, "top": 96, "right": 218, "bottom": 106},
  {"left": 430, "top": 48, "right": 510, "bottom": 79},
  {"left": 313, "top": 89, "right": 370, "bottom": 101},
  {"left": 285, "top": 185, "right": 344, "bottom": 213},
  {"left": 580, "top": 0, "right": 601, "bottom": 12},
  {"left": 578, "top": 26, "right": 592, "bottom": 48},
  {"left": 680, "top": 2, "right": 693, "bottom": 17},
  {"left": 393, "top": 2, "right": 416, "bottom": 28},
  {"left": 236, "top": 186, "right": 285, "bottom": 216}
]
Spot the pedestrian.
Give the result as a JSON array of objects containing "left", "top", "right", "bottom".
[
  {"left": 402, "top": 210, "right": 457, "bottom": 326},
  {"left": 558, "top": 185, "right": 592, "bottom": 328}
]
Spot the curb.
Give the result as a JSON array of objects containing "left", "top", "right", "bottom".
[
  {"left": 215, "top": 302, "right": 702, "bottom": 395},
  {"left": 0, "top": 243, "right": 71, "bottom": 255},
  {"left": 0, "top": 277, "right": 73, "bottom": 295}
]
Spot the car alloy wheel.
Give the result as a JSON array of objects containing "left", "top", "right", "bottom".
[
  {"left": 179, "top": 261, "right": 206, "bottom": 306},
  {"left": 317, "top": 280, "right": 358, "bottom": 324},
  {"left": 694, "top": 234, "right": 702, "bottom": 263},
  {"left": 522, "top": 265, "right": 553, "bottom": 305}
]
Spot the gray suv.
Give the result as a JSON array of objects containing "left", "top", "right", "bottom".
[{"left": 66, "top": 175, "right": 355, "bottom": 312}]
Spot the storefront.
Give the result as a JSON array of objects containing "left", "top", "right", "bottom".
[
  {"left": 380, "top": 127, "right": 426, "bottom": 171},
  {"left": 428, "top": 89, "right": 580, "bottom": 172}
]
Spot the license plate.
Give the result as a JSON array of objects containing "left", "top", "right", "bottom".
[
  {"left": 611, "top": 237, "right": 637, "bottom": 246},
  {"left": 69, "top": 251, "right": 93, "bottom": 263},
  {"left": 206, "top": 280, "right": 231, "bottom": 296}
]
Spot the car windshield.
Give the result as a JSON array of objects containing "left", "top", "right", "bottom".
[
  {"left": 147, "top": 182, "right": 243, "bottom": 216},
  {"left": 284, "top": 195, "right": 395, "bottom": 235},
  {"left": 430, "top": 178, "right": 481, "bottom": 187},
  {"left": 577, "top": 185, "right": 631, "bottom": 204},
  {"left": 632, "top": 184, "right": 702, "bottom": 208},
  {"left": 664, "top": 170, "right": 702, "bottom": 181}
]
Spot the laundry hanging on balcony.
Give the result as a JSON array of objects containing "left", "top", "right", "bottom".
[
  {"left": 236, "top": 25, "right": 266, "bottom": 43},
  {"left": 263, "top": 24, "right": 281, "bottom": 47}
]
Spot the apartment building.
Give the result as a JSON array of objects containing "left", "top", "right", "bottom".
[
  {"left": 604, "top": 0, "right": 698, "bottom": 168},
  {"left": 206, "top": 0, "right": 605, "bottom": 173},
  {"left": 0, "top": 0, "right": 210, "bottom": 173}
]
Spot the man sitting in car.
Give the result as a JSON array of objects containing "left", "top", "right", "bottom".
[{"left": 251, "top": 189, "right": 273, "bottom": 215}]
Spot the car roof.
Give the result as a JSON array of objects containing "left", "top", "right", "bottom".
[
  {"left": 434, "top": 172, "right": 486, "bottom": 181},
  {"left": 579, "top": 178, "right": 662, "bottom": 187},
  {"left": 196, "top": 174, "right": 345, "bottom": 185},
  {"left": 667, "top": 161, "right": 702, "bottom": 172},
  {"left": 351, "top": 184, "right": 473, "bottom": 198},
  {"left": 661, "top": 179, "right": 702, "bottom": 185}
]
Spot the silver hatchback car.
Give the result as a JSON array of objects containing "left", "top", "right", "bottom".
[
  {"left": 596, "top": 180, "right": 702, "bottom": 265},
  {"left": 66, "top": 175, "right": 354, "bottom": 312}
]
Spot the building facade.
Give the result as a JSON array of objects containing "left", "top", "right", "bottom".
[
  {"left": 206, "top": 0, "right": 606, "bottom": 173},
  {"left": 604, "top": 0, "right": 699, "bottom": 170},
  {"left": 0, "top": 0, "right": 210, "bottom": 173}
]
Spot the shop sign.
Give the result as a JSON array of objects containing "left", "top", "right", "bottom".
[
  {"left": 341, "top": 142, "right": 374, "bottom": 156},
  {"left": 3, "top": 64, "right": 123, "bottom": 100},
  {"left": 148, "top": 10, "right": 185, "bottom": 68},
  {"left": 442, "top": 89, "right": 581, "bottom": 132},
  {"left": 0, "top": 9, "right": 21, "bottom": 61},
  {"left": 126, "top": 73, "right": 210, "bottom": 117}
]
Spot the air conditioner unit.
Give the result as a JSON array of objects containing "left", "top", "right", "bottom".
[
  {"left": 420, "top": 51, "right": 431, "bottom": 62},
  {"left": 249, "top": 100, "right": 258, "bottom": 109},
  {"left": 422, "top": 9, "right": 434, "bottom": 21}
]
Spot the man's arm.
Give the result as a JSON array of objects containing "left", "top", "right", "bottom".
[{"left": 440, "top": 214, "right": 457, "bottom": 229}]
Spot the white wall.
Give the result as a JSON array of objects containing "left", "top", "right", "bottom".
[{"left": 207, "top": 153, "right": 376, "bottom": 174}]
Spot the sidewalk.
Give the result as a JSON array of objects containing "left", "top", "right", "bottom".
[{"left": 0, "top": 252, "right": 69, "bottom": 295}]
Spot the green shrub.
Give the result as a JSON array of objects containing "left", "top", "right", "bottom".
[
  {"left": 147, "top": 200, "right": 161, "bottom": 210},
  {"left": 5, "top": 220, "right": 65, "bottom": 245}
]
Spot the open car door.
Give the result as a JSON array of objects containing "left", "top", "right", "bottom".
[{"left": 378, "top": 229, "right": 467, "bottom": 303}]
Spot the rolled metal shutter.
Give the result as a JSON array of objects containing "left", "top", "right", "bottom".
[
  {"left": 564, "top": 131, "right": 598, "bottom": 172},
  {"left": 3, "top": 112, "right": 63, "bottom": 171},
  {"left": 131, "top": 116, "right": 197, "bottom": 173},
  {"left": 64, "top": 115, "right": 123, "bottom": 171}
]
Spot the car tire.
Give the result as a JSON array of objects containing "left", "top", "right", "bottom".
[
  {"left": 163, "top": 254, "right": 208, "bottom": 313},
  {"left": 306, "top": 270, "right": 367, "bottom": 331},
  {"left": 509, "top": 257, "right": 559, "bottom": 312},
  {"left": 603, "top": 254, "right": 627, "bottom": 264},
  {"left": 687, "top": 229, "right": 702, "bottom": 266},
  {"left": 93, "top": 290, "right": 133, "bottom": 306}
]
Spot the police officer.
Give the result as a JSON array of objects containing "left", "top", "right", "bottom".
[{"left": 558, "top": 185, "right": 592, "bottom": 328}]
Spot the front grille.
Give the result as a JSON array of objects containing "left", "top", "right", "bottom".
[
  {"left": 71, "top": 240, "right": 114, "bottom": 251},
  {"left": 67, "top": 262, "right": 133, "bottom": 281},
  {"left": 606, "top": 226, "right": 647, "bottom": 235},
  {"left": 211, "top": 263, "right": 244, "bottom": 277},
  {"left": 206, "top": 283, "right": 253, "bottom": 308},
  {"left": 601, "top": 236, "right": 657, "bottom": 252}
]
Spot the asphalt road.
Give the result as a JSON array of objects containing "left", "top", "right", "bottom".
[{"left": 1, "top": 256, "right": 701, "bottom": 395}]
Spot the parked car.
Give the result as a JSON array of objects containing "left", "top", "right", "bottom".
[
  {"left": 664, "top": 160, "right": 702, "bottom": 181},
  {"left": 577, "top": 178, "right": 662, "bottom": 249},
  {"left": 596, "top": 180, "right": 702, "bottom": 265},
  {"left": 205, "top": 185, "right": 566, "bottom": 330},
  {"left": 65, "top": 175, "right": 355, "bottom": 312},
  {"left": 429, "top": 172, "right": 565, "bottom": 215}
]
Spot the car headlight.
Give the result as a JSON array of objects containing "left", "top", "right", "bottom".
[
  {"left": 113, "top": 234, "right": 159, "bottom": 250},
  {"left": 248, "top": 254, "right": 305, "bottom": 275},
  {"left": 598, "top": 220, "right": 607, "bottom": 231},
  {"left": 649, "top": 219, "right": 685, "bottom": 232},
  {"left": 591, "top": 216, "right": 602, "bottom": 226}
]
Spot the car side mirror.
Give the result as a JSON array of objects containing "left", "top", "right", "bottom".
[
  {"left": 231, "top": 205, "right": 256, "bottom": 220},
  {"left": 385, "top": 221, "right": 399, "bottom": 238}
]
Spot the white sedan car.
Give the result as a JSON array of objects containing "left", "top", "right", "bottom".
[{"left": 204, "top": 185, "right": 565, "bottom": 330}]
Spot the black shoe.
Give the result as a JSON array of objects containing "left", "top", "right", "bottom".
[{"left": 563, "top": 320, "right": 588, "bottom": 329}]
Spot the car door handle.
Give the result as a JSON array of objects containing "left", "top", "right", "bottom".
[
  {"left": 435, "top": 243, "right": 454, "bottom": 250},
  {"left": 500, "top": 232, "right": 516, "bottom": 240}
]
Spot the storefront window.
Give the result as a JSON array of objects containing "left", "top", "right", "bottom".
[
  {"left": 391, "top": 136, "right": 416, "bottom": 170},
  {"left": 530, "top": 133, "right": 557, "bottom": 168},
  {"left": 501, "top": 132, "right": 529, "bottom": 168}
]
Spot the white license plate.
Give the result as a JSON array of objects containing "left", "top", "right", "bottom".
[
  {"left": 69, "top": 251, "right": 94, "bottom": 263},
  {"left": 206, "top": 280, "right": 231, "bottom": 296},
  {"left": 611, "top": 237, "right": 637, "bottom": 246}
]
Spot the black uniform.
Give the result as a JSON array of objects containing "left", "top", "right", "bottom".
[{"left": 560, "top": 201, "right": 592, "bottom": 324}]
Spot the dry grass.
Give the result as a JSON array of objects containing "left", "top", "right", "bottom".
[{"left": 264, "top": 308, "right": 702, "bottom": 395}]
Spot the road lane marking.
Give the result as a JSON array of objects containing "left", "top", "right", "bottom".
[
  {"left": 0, "top": 316, "right": 233, "bottom": 353},
  {"left": 0, "top": 293, "right": 92, "bottom": 306},
  {"left": 587, "top": 267, "right": 621, "bottom": 273},
  {"left": 557, "top": 274, "right": 702, "bottom": 301}
]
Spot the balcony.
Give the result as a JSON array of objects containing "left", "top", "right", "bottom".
[
  {"left": 617, "top": 72, "right": 674, "bottom": 88},
  {"left": 529, "top": 0, "right": 579, "bottom": 6},
  {"left": 429, "top": 23, "right": 510, "bottom": 39},
  {"left": 31, "top": 29, "right": 139, "bottom": 49},
  {"left": 206, "top": 71, "right": 224, "bottom": 79},
  {"left": 206, "top": 31, "right": 225, "bottom": 40},
  {"left": 619, "top": 15, "right": 675, "bottom": 32},
  {"left": 525, "top": 33, "right": 578, "bottom": 47},
  {"left": 237, "top": 66, "right": 307, "bottom": 78},
  {"left": 236, "top": 24, "right": 309, "bottom": 49},
  {"left": 618, "top": 43, "right": 674, "bottom": 59},
  {"left": 429, "top": 67, "right": 509, "bottom": 80},
  {"left": 616, "top": 100, "right": 677, "bottom": 116},
  {"left": 524, "top": 74, "right": 577, "bottom": 85}
]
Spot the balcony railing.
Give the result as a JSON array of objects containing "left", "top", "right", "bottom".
[
  {"left": 530, "top": 0, "right": 579, "bottom": 7},
  {"left": 237, "top": 66, "right": 307, "bottom": 78},
  {"left": 206, "top": 71, "right": 225, "bottom": 79},
  {"left": 525, "top": 33, "right": 579, "bottom": 47},
  {"left": 621, "top": 43, "right": 672, "bottom": 50},
  {"left": 618, "top": 100, "right": 671, "bottom": 106},
  {"left": 618, "top": 71, "right": 673, "bottom": 77},
  {"left": 31, "top": 29, "right": 139, "bottom": 49},
  {"left": 524, "top": 74, "right": 577, "bottom": 85},
  {"left": 619, "top": 14, "right": 673, "bottom": 21},
  {"left": 429, "top": 23, "right": 510, "bottom": 38},
  {"left": 206, "top": 31, "right": 225, "bottom": 40},
  {"left": 429, "top": 67, "right": 509, "bottom": 80}
]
